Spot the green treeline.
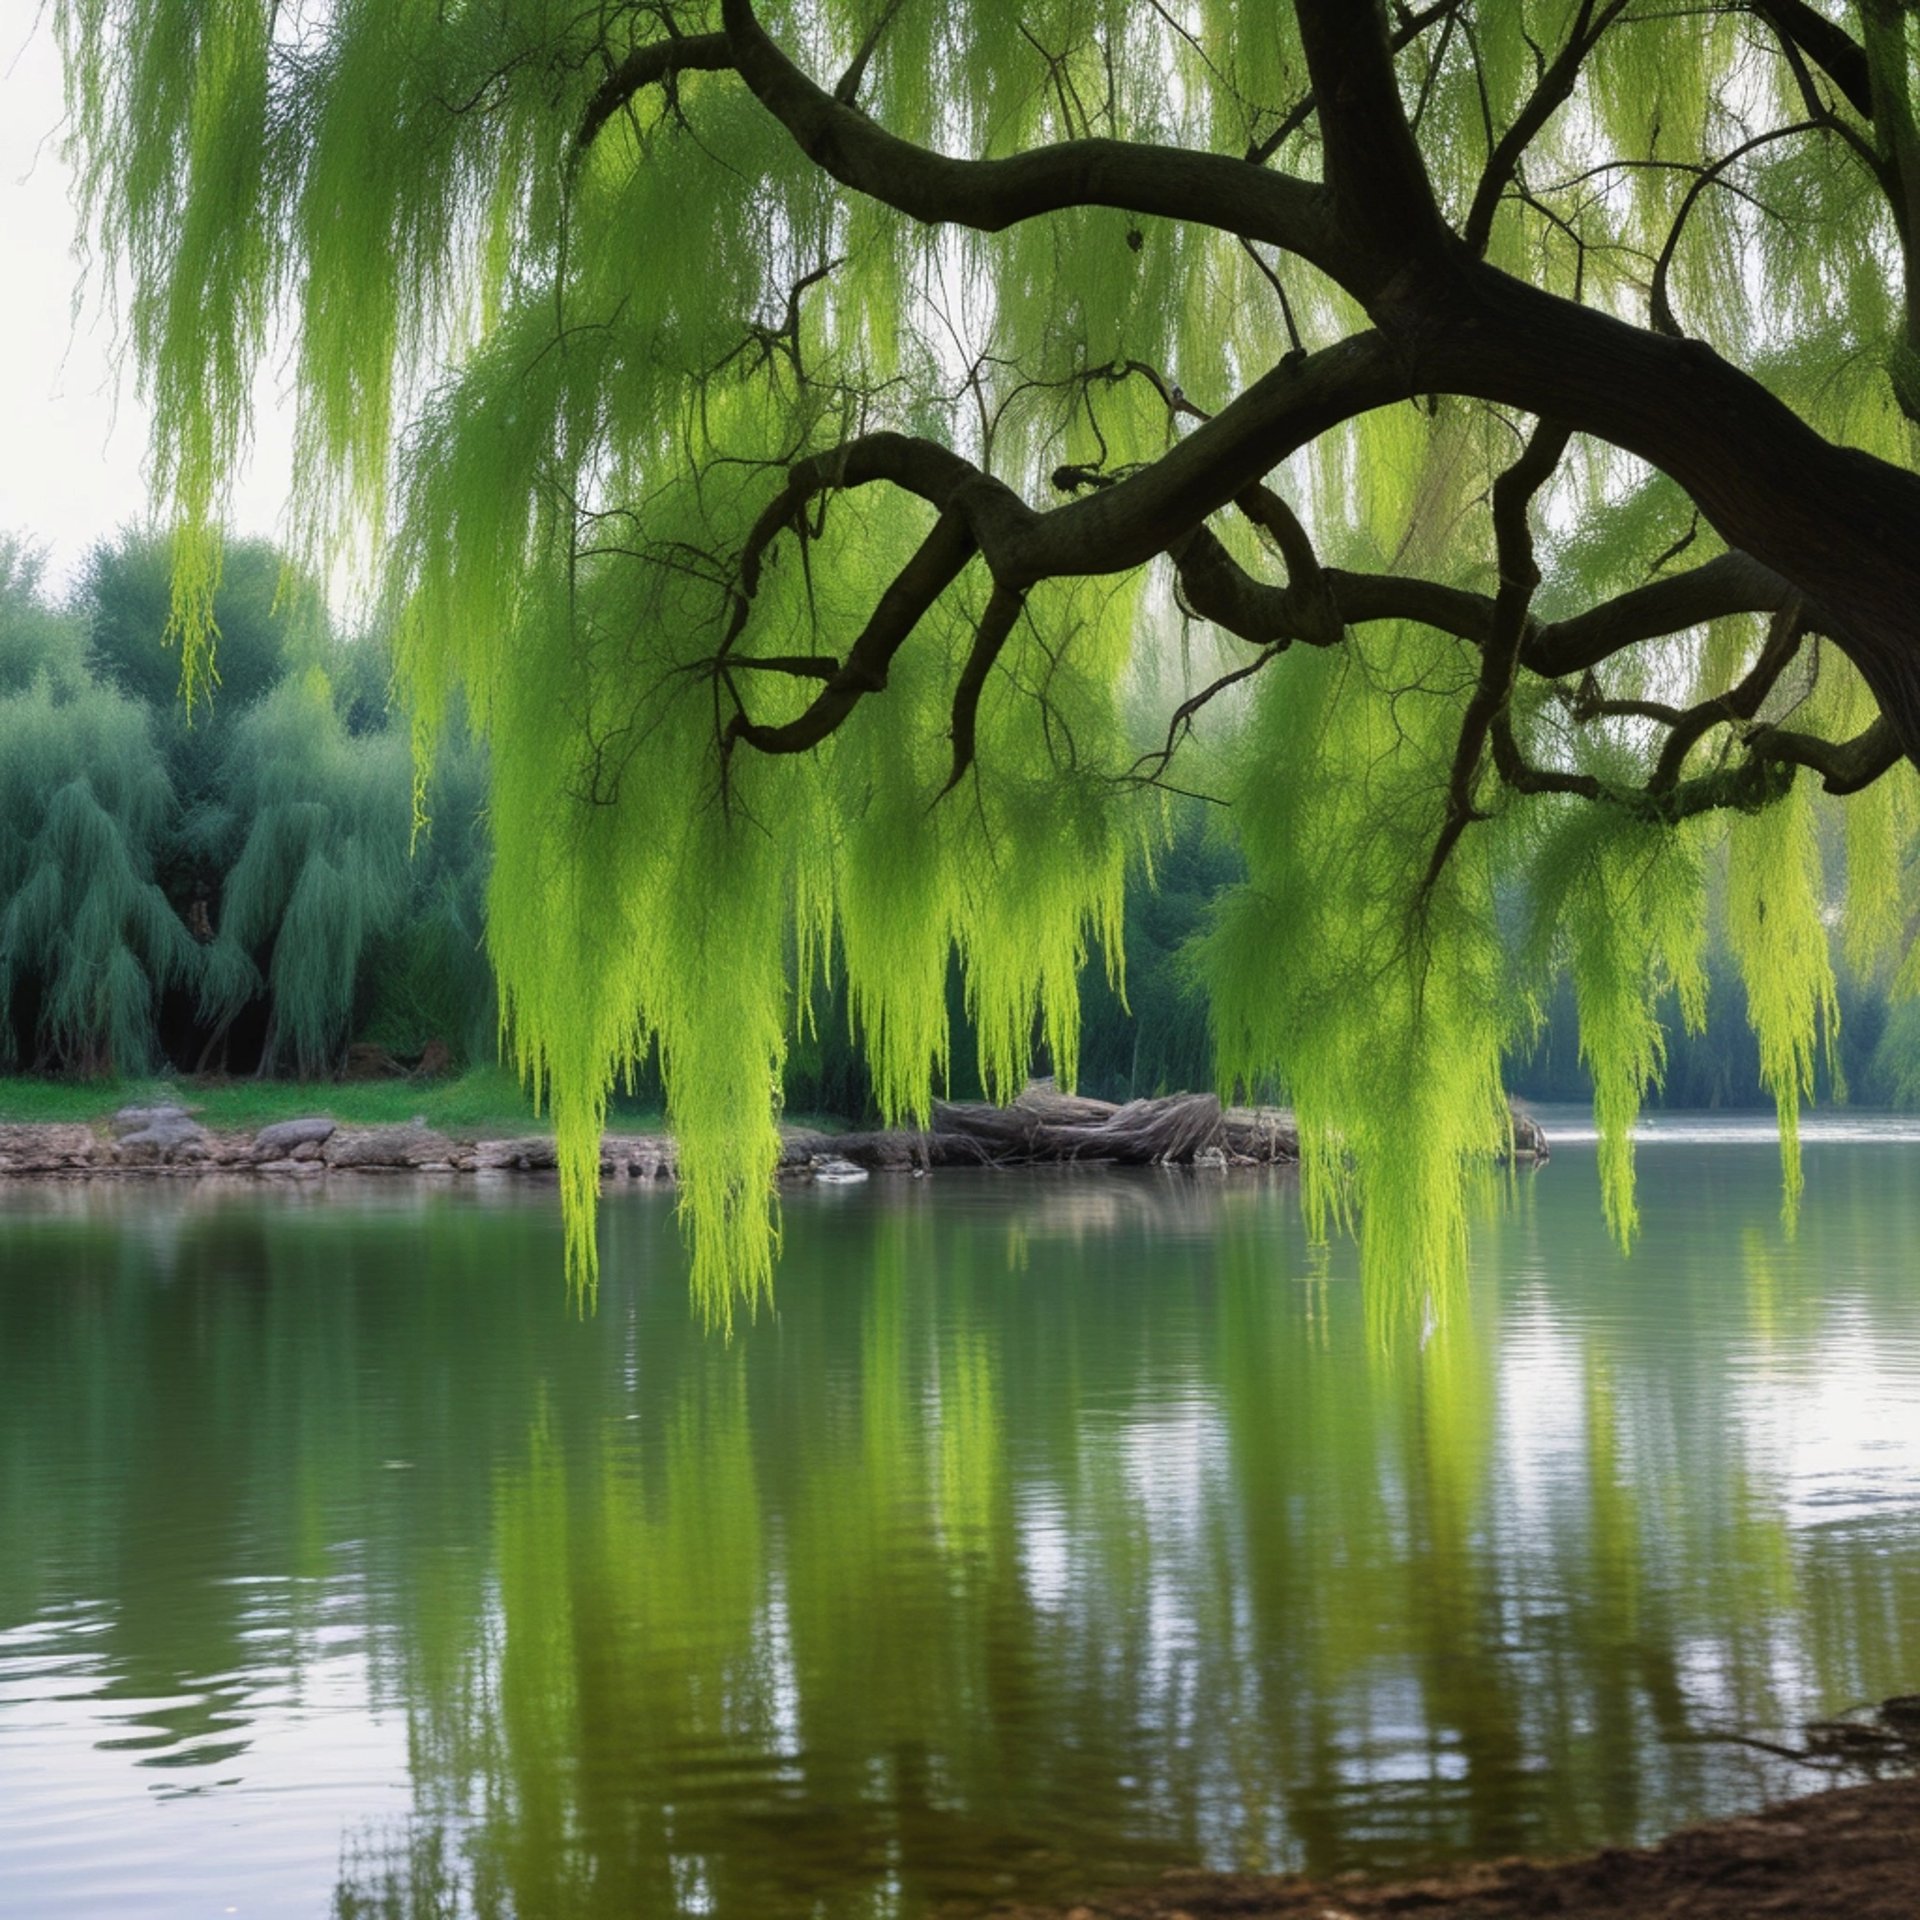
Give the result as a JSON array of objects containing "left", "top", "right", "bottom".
[
  {"left": 0, "top": 534, "right": 492, "bottom": 1078},
  {"left": 6, "top": 530, "right": 1919, "bottom": 1110}
]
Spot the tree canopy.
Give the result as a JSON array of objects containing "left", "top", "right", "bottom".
[
  {"left": 52, "top": 0, "right": 1920, "bottom": 1322},
  {"left": 0, "top": 536, "right": 493, "bottom": 1078}
]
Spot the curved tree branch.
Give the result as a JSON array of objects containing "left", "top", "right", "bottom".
[
  {"left": 576, "top": 33, "right": 734, "bottom": 154},
  {"left": 1750, "top": 1, "right": 1875, "bottom": 121},
  {"left": 714, "top": 0, "right": 1363, "bottom": 281},
  {"left": 726, "top": 511, "right": 976, "bottom": 755},
  {"left": 1648, "top": 121, "right": 1821, "bottom": 338},
  {"left": 1423, "top": 416, "right": 1573, "bottom": 890},
  {"left": 1748, "top": 713, "right": 1903, "bottom": 794},
  {"left": 939, "top": 585, "right": 1027, "bottom": 796}
]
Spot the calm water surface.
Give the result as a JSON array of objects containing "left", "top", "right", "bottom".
[{"left": 3, "top": 1123, "right": 1920, "bottom": 1917}]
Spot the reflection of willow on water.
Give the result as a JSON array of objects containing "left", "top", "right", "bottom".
[{"left": 5, "top": 1170, "right": 1920, "bottom": 1917}]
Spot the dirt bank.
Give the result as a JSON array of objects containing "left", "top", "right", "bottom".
[{"left": 990, "top": 1773, "right": 1920, "bottom": 1920}]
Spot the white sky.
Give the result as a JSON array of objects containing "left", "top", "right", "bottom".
[{"left": 0, "top": 1, "right": 294, "bottom": 594}]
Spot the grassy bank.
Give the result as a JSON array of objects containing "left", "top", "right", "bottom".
[{"left": 0, "top": 1067, "right": 611, "bottom": 1138}]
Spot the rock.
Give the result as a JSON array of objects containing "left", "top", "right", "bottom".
[
  {"left": 471, "top": 1137, "right": 559, "bottom": 1172},
  {"left": 108, "top": 1103, "right": 192, "bottom": 1137},
  {"left": 631, "top": 1144, "right": 675, "bottom": 1181},
  {"left": 808, "top": 1153, "right": 870, "bottom": 1184},
  {"left": 322, "top": 1124, "right": 458, "bottom": 1169},
  {"left": 1880, "top": 1694, "right": 1920, "bottom": 1732},
  {"left": 603, "top": 1133, "right": 677, "bottom": 1181},
  {"left": 1191, "top": 1144, "right": 1229, "bottom": 1172},
  {"left": 251, "top": 1116, "right": 337, "bottom": 1159},
  {"left": 113, "top": 1112, "right": 212, "bottom": 1164},
  {"left": 0, "top": 1123, "right": 102, "bottom": 1171}
]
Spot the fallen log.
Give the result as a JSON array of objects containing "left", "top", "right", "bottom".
[
  {"left": 782, "top": 1081, "right": 1547, "bottom": 1174},
  {"left": 780, "top": 1081, "right": 1297, "bottom": 1171}
]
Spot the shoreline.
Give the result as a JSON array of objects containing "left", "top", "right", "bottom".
[
  {"left": 991, "top": 1770, "right": 1920, "bottom": 1920},
  {"left": 0, "top": 1082, "right": 1549, "bottom": 1182}
]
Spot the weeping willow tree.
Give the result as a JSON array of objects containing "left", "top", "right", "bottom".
[
  {"left": 52, "top": 0, "right": 1920, "bottom": 1319},
  {"left": 1, "top": 543, "right": 191, "bottom": 1072},
  {"left": 0, "top": 678, "right": 191, "bottom": 1076},
  {"left": 196, "top": 672, "right": 417, "bottom": 1076}
]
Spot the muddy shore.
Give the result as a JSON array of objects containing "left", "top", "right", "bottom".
[{"left": 988, "top": 1772, "right": 1920, "bottom": 1920}]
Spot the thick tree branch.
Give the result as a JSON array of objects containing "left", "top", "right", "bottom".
[
  {"left": 1525, "top": 551, "right": 1795, "bottom": 676},
  {"left": 1747, "top": 713, "right": 1903, "bottom": 794},
  {"left": 1399, "top": 272, "right": 1920, "bottom": 762},
  {"left": 575, "top": 33, "right": 734, "bottom": 153},
  {"left": 1750, "top": 1, "right": 1875, "bottom": 121},
  {"left": 742, "top": 339, "right": 1414, "bottom": 595},
  {"left": 726, "top": 512, "right": 975, "bottom": 755},
  {"left": 583, "top": 5, "right": 1920, "bottom": 781},
  {"left": 1290, "top": 0, "right": 1451, "bottom": 269},
  {"left": 1245, "top": 0, "right": 1463, "bottom": 166},
  {"left": 1017, "top": 337, "right": 1411, "bottom": 581},
  {"left": 1294, "top": 551, "right": 1790, "bottom": 672},
  {"left": 716, "top": 0, "right": 1359, "bottom": 279},
  {"left": 1167, "top": 525, "right": 1340, "bottom": 650}
]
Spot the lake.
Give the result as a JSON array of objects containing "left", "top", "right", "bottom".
[{"left": 4, "top": 1118, "right": 1920, "bottom": 1917}]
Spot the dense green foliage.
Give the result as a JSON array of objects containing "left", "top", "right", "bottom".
[
  {"left": 51, "top": 0, "right": 1920, "bottom": 1319},
  {"left": 0, "top": 537, "right": 493, "bottom": 1076}
]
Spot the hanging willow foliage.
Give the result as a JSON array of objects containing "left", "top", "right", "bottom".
[
  {"left": 197, "top": 671, "right": 418, "bottom": 1076},
  {"left": 0, "top": 674, "right": 190, "bottom": 1075},
  {"left": 52, "top": 0, "right": 1920, "bottom": 1322}
]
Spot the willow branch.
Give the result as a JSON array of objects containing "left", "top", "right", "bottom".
[
  {"left": 575, "top": 33, "right": 734, "bottom": 153},
  {"left": 716, "top": 0, "right": 1359, "bottom": 278},
  {"left": 1648, "top": 122, "right": 1820, "bottom": 337},
  {"left": 1462, "top": 0, "right": 1631, "bottom": 256},
  {"left": 938, "top": 585, "right": 1027, "bottom": 796},
  {"left": 725, "top": 512, "right": 975, "bottom": 755},
  {"left": 1750, "top": 1, "right": 1874, "bottom": 120},
  {"left": 1424, "top": 417, "right": 1572, "bottom": 890}
]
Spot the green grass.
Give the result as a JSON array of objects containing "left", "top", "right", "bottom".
[
  {"left": 0, "top": 1066, "right": 662, "bottom": 1138},
  {"left": 0, "top": 1069, "right": 884, "bottom": 1139}
]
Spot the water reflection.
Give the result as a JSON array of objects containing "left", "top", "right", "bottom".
[{"left": 1, "top": 1148, "right": 1919, "bottom": 1917}]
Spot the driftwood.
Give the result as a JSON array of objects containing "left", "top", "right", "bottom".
[
  {"left": 781, "top": 1081, "right": 1549, "bottom": 1175},
  {"left": 781, "top": 1081, "right": 1298, "bottom": 1172}
]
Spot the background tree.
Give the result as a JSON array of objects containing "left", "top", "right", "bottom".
[
  {"left": 54, "top": 0, "right": 1920, "bottom": 1317},
  {"left": 0, "top": 553, "right": 188, "bottom": 1075},
  {"left": 0, "top": 535, "right": 495, "bottom": 1076}
]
